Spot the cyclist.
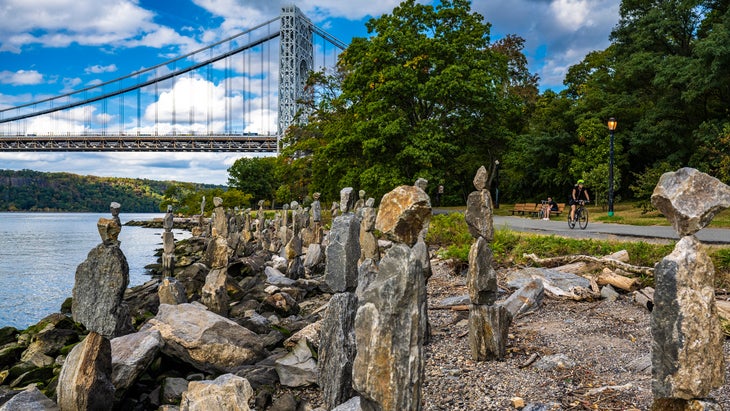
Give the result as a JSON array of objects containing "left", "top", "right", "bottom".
[{"left": 569, "top": 179, "right": 590, "bottom": 222}]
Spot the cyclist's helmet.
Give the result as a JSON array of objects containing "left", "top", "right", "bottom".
[{"left": 577, "top": 179, "right": 584, "bottom": 185}]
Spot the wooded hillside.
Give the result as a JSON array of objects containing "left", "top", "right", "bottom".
[{"left": 0, "top": 169, "right": 214, "bottom": 212}]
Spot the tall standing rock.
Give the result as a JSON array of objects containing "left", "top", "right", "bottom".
[
  {"left": 57, "top": 332, "right": 115, "bottom": 411},
  {"left": 651, "top": 236, "right": 725, "bottom": 400},
  {"left": 353, "top": 241, "right": 428, "bottom": 411},
  {"left": 325, "top": 213, "right": 361, "bottom": 293},
  {"left": 318, "top": 292, "right": 358, "bottom": 409},
  {"left": 650, "top": 168, "right": 728, "bottom": 408}
]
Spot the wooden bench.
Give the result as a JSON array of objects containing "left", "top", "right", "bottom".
[{"left": 511, "top": 203, "right": 541, "bottom": 216}]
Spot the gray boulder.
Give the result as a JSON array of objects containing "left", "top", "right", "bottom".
[
  {"left": 0, "top": 386, "right": 59, "bottom": 411},
  {"left": 318, "top": 292, "right": 358, "bottom": 409},
  {"left": 180, "top": 373, "right": 253, "bottom": 411},
  {"left": 111, "top": 327, "right": 164, "bottom": 391},
  {"left": 353, "top": 241, "right": 427, "bottom": 411},
  {"left": 57, "top": 332, "right": 115, "bottom": 411},
  {"left": 72, "top": 243, "right": 133, "bottom": 338},
  {"left": 465, "top": 190, "right": 494, "bottom": 241},
  {"left": 325, "top": 213, "right": 361, "bottom": 293},
  {"left": 467, "top": 237, "right": 497, "bottom": 305},
  {"left": 148, "top": 303, "right": 265, "bottom": 373},
  {"left": 651, "top": 167, "right": 730, "bottom": 236}
]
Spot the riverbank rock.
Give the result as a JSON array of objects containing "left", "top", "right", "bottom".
[
  {"left": 0, "top": 385, "right": 59, "bottom": 411},
  {"left": 148, "top": 303, "right": 266, "bottom": 373},
  {"left": 72, "top": 243, "right": 133, "bottom": 339},
  {"left": 180, "top": 373, "right": 253, "bottom": 411},
  {"left": 111, "top": 328, "right": 164, "bottom": 391},
  {"left": 57, "top": 332, "right": 115, "bottom": 411}
]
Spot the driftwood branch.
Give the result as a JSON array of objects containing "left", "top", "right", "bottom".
[{"left": 523, "top": 253, "right": 654, "bottom": 277}]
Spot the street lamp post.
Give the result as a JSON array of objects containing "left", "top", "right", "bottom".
[
  {"left": 494, "top": 160, "right": 500, "bottom": 209},
  {"left": 607, "top": 117, "right": 617, "bottom": 217}
]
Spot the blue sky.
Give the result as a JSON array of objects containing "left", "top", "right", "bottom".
[{"left": 0, "top": 0, "right": 620, "bottom": 186}]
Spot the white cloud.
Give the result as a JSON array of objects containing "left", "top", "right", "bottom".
[
  {"left": 85, "top": 64, "right": 118, "bottom": 74},
  {"left": 472, "top": 0, "right": 620, "bottom": 90},
  {"left": 0, "top": 0, "right": 193, "bottom": 52},
  {"left": 0, "top": 70, "right": 44, "bottom": 85}
]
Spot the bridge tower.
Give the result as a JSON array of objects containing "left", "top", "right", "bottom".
[{"left": 278, "top": 5, "right": 313, "bottom": 145}]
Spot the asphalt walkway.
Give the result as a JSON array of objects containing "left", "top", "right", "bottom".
[{"left": 491, "top": 215, "right": 730, "bottom": 245}]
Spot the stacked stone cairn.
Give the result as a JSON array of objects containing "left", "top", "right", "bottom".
[
  {"left": 286, "top": 201, "right": 305, "bottom": 279},
  {"left": 72, "top": 201, "right": 133, "bottom": 340},
  {"left": 352, "top": 182, "right": 432, "bottom": 411},
  {"left": 201, "top": 197, "right": 232, "bottom": 316},
  {"left": 465, "top": 166, "right": 509, "bottom": 361},
  {"left": 649, "top": 167, "right": 729, "bottom": 410},
  {"left": 62, "top": 201, "right": 133, "bottom": 410},
  {"left": 358, "top": 197, "right": 379, "bottom": 264},
  {"left": 304, "top": 193, "right": 326, "bottom": 276},
  {"left": 158, "top": 205, "right": 187, "bottom": 305}
]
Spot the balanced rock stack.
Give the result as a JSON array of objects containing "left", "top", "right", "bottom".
[
  {"left": 650, "top": 167, "right": 730, "bottom": 410},
  {"left": 72, "top": 201, "right": 133, "bottom": 339},
  {"left": 201, "top": 197, "right": 231, "bottom": 316},
  {"left": 465, "top": 165, "right": 509, "bottom": 361},
  {"left": 351, "top": 183, "right": 431, "bottom": 411}
]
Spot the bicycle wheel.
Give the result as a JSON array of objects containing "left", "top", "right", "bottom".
[
  {"left": 567, "top": 212, "right": 575, "bottom": 229},
  {"left": 578, "top": 207, "right": 589, "bottom": 229}
]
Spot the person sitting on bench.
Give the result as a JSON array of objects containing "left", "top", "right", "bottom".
[{"left": 542, "top": 196, "right": 558, "bottom": 220}]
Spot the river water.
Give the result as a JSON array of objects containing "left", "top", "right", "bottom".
[{"left": 0, "top": 212, "right": 190, "bottom": 329}]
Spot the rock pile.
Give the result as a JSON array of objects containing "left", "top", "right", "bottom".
[{"left": 0, "top": 181, "right": 437, "bottom": 410}]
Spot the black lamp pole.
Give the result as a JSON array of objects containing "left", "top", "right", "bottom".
[
  {"left": 607, "top": 117, "right": 617, "bottom": 217},
  {"left": 494, "top": 160, "right": 500, "bottom": 209}
]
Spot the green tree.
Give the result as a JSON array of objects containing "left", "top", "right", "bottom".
[
  {"left": 285, "top": 0, "right": 522, "bottom": 203},
  {"left": 227, "top": 156, "right": 277, "bottom": 205}
]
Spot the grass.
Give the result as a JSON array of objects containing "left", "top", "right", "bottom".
[
  {"left": 426, "top": 212, "right": 730, "bottom": 288},
  {"left": 493, "top": 201, "right": 730, "bottom": 228}
]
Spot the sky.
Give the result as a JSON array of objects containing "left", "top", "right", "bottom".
[{"left": 0, "top": 0, "right": 621, "bottom": 186}]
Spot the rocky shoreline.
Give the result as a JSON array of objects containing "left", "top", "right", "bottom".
[{"left": 1, "top": 169, "right": 730, "bottom": 411}]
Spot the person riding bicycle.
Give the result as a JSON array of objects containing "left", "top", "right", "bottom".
[{"left": 569, "top": 179, "right": 590, "bottom": 221}]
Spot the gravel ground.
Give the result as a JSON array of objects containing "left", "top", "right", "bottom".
[{"left": 423, "top": 259, "right": 730, "bottom": 411}]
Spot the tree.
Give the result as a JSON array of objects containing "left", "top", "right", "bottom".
[
  {"left": 285, "top": 0, "right": 522, "bottom": 203},
  {"left": 227, "top": 156, "right": 277, "bottom": 205}
]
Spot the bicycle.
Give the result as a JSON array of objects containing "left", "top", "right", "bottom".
[
  {"left": 537, "top": 200, "right": 547, "bottom": 219},
  {"left": 568, "top": 200, "right": 589, "bottom": 229}
]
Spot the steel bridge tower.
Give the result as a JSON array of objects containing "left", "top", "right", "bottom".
[{"left": 278, "top": 5, "right": 313, "bottom": 143}]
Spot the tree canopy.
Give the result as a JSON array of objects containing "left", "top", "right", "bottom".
[{"left": 282, "top": 0, "right": 535, "bottom": 204}]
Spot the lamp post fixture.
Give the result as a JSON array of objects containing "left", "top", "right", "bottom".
[
  {"left": 494, "top": 159, "right": 500, "bottom": 209},
  {"left": 607, "top": 117, "right": 617, "bottom": 217}
]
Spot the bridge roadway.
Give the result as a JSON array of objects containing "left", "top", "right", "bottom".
[
  {"left": 0, "top": 134, "right": 279, "bottom": 152},
  {"left": 492, "top": 215, "right": 730, "bottom": 245}
]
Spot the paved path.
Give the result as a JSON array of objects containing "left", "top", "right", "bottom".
[{"left": 492, "top": 215, "right": 730, "bottom": 245}]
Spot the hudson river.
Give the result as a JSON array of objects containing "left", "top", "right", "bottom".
[{"left": 0, "top": 212, "right": 190, "bottom": 329}]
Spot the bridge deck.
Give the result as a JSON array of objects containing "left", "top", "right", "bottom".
[{"left": 0, "top": 135, "right": 279, "bottom": 152}]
